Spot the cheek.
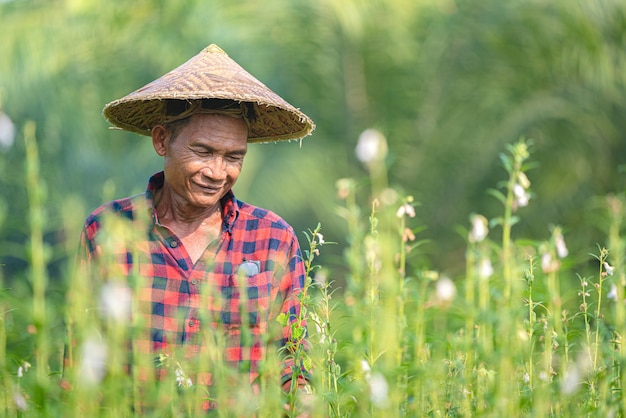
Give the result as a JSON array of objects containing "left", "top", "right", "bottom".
[
  {"left": 226, "top": 162, "right": 243, "bottom": 179},
  {"left": 165, "top": 154, "right": 200, "bottom": 173}
]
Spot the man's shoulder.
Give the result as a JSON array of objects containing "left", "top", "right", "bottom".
[
  {"left": 235, "top": 199, "right": 293, "bottom": 231},
  {"left": 85, "top": 194, "right": 146, "bottom": 227}
]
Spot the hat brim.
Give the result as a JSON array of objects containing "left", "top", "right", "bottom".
[{"left": 102, "top": 45, "right": 315, "bottom": 143}]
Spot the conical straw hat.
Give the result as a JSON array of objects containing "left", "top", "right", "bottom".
[{"left": 103, "top": 44, "right": 315, "bottom": 143}]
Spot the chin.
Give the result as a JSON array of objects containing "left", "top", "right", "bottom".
[{"left": 190, "top": 194, "right": 222, "bottom": 208}]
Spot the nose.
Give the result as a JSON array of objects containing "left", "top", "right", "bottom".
[{"left": 201, "top": 156, "right": 227, "bottom": 181}]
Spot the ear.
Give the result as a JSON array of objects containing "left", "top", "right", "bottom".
[{"left": 151, "top": 125, "right": 169, "bottom": 156}]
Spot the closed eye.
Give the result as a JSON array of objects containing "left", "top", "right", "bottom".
[
  {"left": 225, "top": 153, "right": 245, "bottom": 163},
  {"left": 190, "top": 146, "right": 213, "bottom": 156},
  {"left": 189, "top": 144, "right": 246, "bottom": 162}
]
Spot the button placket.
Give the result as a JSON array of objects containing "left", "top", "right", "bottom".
[{"left": 186, "top": 272, "right": 203, "bottom": 335}]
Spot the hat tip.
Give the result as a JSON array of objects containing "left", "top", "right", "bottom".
[{"left": 205, "top": 44, "right": 226, "bottom": 55}]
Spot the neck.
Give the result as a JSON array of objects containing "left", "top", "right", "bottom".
[{"left": 153, "top": 186, "right": 223, "bottom": 233}]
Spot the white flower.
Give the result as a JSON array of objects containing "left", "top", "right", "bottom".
[
  {"left": 436, "top": 276, "right": 457, "bottom": 304},
  {"left": 316, "top": 233, "right": 325, "bottom": 245},
  {"left": 542, "top": 253, "right": 552, "bottom": 272},
  {"left": 561, "top": 353, "right": 591, "bottom": 395},
  {"left": 13, "top": 389, "right": 27, "bottom": 411},
  {"left": 555, "top": 232, "right": 568, "bottom": 258},
  {"left": 607, "top": 284, "right": 619, "bottom": 302},
  {"left": 360, "top": 360, "right": 389, "bottom": 408},
  {"left": 513, "top": 183, "right": 530, "bottom": 208},
  {"left": 100, "top": 282, "right": 132, "bottom": 321},
  {"left": 17, "top": 361, "right": 30, "bottom": 378},
  {"left": 541, "top": 252, "right": 560, "bottom": 273},
  {"left": 478, "top": 257, "right": 494, "bottom": 280},
  {"left": 0, "top": 111, "right": 15, "bottom": 151},
  {"left": 355, "top": 129, "right": 388, "bottom": 164},
  {"left": 396, "top": 203, "right": 416, "bottom": 218},
  {"left": 469, "top": 214, "right": 488, "bottom": 243},
  {"left": 560, "top": 366, "right": 581, "bottom": 395},
  {"left": 517, "top": 329, "right": 530, "bottom": 342},
  {"left": 309, "top": 312, "right": 327, "bottom": 343},
  {"left": 79, "top": 337, "right": 108, "bottom": 385},
  {"left": 309, "top": 312, "right": 327, "bottom": 344},
  {"left": 175, "top": 366, "right": 193, "bottom": 388},
  {"left": 369, "top": 372, "right": 389, "bottom": 408},
  {"left": 313, "top": 270, "right": 328, "bottom": 287},
  {"left": 361, "top": 359, "right": 371, "bottom": 375},
  {"left": 604, "top": 262, "right": 614, "bottom": 276}
]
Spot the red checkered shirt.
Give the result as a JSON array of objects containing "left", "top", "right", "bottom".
[{"left": 78, "top": 171, "right": 308, "bottom": 397}]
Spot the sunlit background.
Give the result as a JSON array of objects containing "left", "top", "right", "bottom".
[{"left": 1, "top": 0, "right": 625, "bottom": 290}]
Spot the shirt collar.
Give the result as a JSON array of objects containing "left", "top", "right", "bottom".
[
  {"left": 145, "top": 171, "right": 239, "bottom": 232},
  {"left": 220, "top": 188, "right": 238, "bottom": 233}
]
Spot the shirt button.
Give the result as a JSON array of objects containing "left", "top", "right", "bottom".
[
  {"left": 170, "top": 240, "right": 178, "bottom": 248},
  {"left": 189, "top": 320, "right": 195, "bottom": 327},
  {"left": 191, "top": 279, "right": 198, "bottom": 286}
]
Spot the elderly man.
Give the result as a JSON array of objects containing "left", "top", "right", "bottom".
[{"left": 67, "top": 44, "right": 315, "bottom": 414}]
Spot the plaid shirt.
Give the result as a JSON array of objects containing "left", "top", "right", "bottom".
[{"left": 78, "top": 171, "right": 307, "bottom": 398}]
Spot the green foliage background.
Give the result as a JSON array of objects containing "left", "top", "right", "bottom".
[
  {"left": 1, "top": 0, "right": 625, "bottom": 293},
  {"left": 2, "top": 1, "right": 626, "bottom": 415}
]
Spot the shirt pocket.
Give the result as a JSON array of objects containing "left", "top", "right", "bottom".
[{"left": 219, "top": 271, "right": 274, "bottom": 328}]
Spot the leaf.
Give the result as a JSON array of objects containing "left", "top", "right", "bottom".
[
  {"left": 292, "top": 326, "right": 305, "bottom": 340},
  {"left": 302, "top": 354, "right": 313, "bottom": 372},
  {"left": 487, "top": 188, "right": 507, "bottom": 205},
  {"left": 276, "top": 312, "right": 289, "bottom": 327},
  {"left": 499, "top": 153, "right": 513, "bottom": 173}
]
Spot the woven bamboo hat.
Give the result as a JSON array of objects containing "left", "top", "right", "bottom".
[{"left": 103, "top": 44, "right": 315, "bottom": 143}]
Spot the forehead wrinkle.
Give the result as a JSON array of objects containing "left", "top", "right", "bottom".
[{"left": 181, "top": 114, "right": 248, "bottom": 148}]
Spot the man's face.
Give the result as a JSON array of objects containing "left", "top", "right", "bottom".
[{"left": 154, "top": 113, "right": 248, "bottom": 210}]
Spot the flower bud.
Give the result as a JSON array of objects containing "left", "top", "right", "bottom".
[
  {"left": 469, "top": 214, "right": 489, "bottom": 243},
  {"left": 355, "top": 129, "right": 387, "bottom": 164}
]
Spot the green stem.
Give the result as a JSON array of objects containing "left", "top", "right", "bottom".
[
  {"left": 24, "top": 122, "right": 49, "bottom": 390},
  {"left": 526, "top": 258, "right": 535, "bottom": 390},
  {"left": 502, "top": 163, "right": 517, "bottom": 304},
  {"left": 287, "top": 225, "right": 321, "bottom": 415},
  {"left": 594, "top": 249, "right": 608, "bottom": 372}
]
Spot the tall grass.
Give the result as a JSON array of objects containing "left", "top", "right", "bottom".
[{"left": 1, "top": 128, "right": 625, "bottom": 417}]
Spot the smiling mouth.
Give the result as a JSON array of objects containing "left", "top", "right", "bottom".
[{"left": 194, "top": 183, "right": 223, "bottom": 194}]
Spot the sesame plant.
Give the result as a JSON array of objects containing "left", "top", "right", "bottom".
[{"left": 1, "top": 128, "right": 626, "bottom": 417}]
